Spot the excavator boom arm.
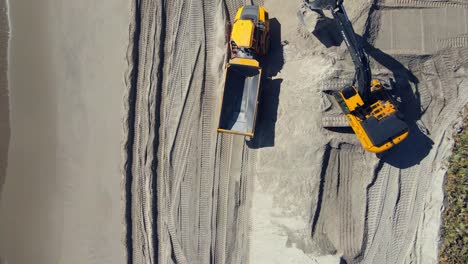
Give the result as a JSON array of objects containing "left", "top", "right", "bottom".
[
  {"left": 303, "top": 0, "right": 372, "bottom": 101},
  {"left": 332, "top": 4, "right": 372, "bottom": 102}
]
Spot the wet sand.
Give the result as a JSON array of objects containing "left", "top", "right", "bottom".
[
  {"left": 0, "top": 0, "right": 9, "bottom": 206},
  {"left": 0, "top": 1, "right": 129, "bottom": 263}
]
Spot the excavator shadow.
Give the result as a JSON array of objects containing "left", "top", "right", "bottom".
[
  {"left": 312, "top": 16, "right": 344, "bottom": 48},
  {"left": 361, "top": 39, "right": 434, "bottom": 167},
  {"left": 247, "top": 18, "right": 284, "bottom": 149},
  {"left": 307, "top": 8, "right": 432, "bottom": 163},
  {"left": 325, "top": 127, "right": 354, "bottom": 134}
]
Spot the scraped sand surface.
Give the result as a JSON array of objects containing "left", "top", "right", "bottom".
[{"left": 0, "top": 1, "right": 129, "bottom": 263}]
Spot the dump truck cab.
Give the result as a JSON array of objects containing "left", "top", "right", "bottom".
[
  {"left": 230, "top": 5, "right": 270, "bottom": 58},
  {"left": 217, "top": 5, "right": 270, "bottom": 138}
]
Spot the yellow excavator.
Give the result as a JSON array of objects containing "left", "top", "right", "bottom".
[
  {"left": 217, "top": 5, "right": 270, "bottom": 138},
  {"left": 299, "top": 0, "right": 409, "bottom": 153}
]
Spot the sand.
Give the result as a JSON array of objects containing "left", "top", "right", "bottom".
[
  {"left": 248, "top": 1, "right": 468, "bottom": 264},
  {"left": 122, "top": 0, "right": 468, "bottom": 263},
  {"left": 1, "top": 0, "right": 466, "bottom": 264},
  {"left": 0, "top": 1, "right": 129, "bottom": 263}
]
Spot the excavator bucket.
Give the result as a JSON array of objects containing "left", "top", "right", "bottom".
[
  {"left": 297, "top": 1, "right": 339, "bottom": 38},
  {"left": 218, "top": 62, "right": 262, "bottom": 137},
  {"left": 297, "top": 2, "right": 318, "bottom": 30},
  {"left": 304, "top": 0, "right": 340, "bottom": 10},
  {"left": 297, "top": 0, "right": 339, "bottom": 21}
]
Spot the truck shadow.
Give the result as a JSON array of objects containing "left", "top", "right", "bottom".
[
  {"left": 247, "top": 18, "right": 284, "bottom": 149},
  {"left": 248, "top": 78, "right": 283, "bottom": 149},
  {"left": 264, "top": 18, "right": 284, "bottom": 77}
]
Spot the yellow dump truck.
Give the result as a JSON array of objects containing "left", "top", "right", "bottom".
[{"left": 217, "top": 5, "right": 270, "bottom": 138}]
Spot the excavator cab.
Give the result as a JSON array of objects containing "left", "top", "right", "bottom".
[
  {"left": 299, "top": 0, "right": 409, "bottom": 153},
  {"left": 334, "top": 81, "right": 409, "bottom": 152}
]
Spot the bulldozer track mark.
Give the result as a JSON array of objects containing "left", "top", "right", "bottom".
[
  {"left": 225, "top": 143, "right": 241, "bottom": 264},
  {"left": 214, "top": 134, "right": 234, "bottom": 264},
  {"left": 124, "top": 0, "right": 224, "bottom": 263},
  {"left": 407, "top": 58, "right": 435, "bottom": 114},
  {"left": 363, "top": 145, "right": 433, "bottom": 263},
  {"left": 322, "top": 115, "right": 351, "bottom": 128},
  {"left": 168, "top": 53, "right": 204, "bottom": 259},
  {"left": 321, "top": 77, "right": 355, "bottom": 92},
  {"left": 312, "top": 144, "right": 367, "bottom": 261},
  {"left": 359, "top": 48, "right": 468, "bottom": 263},
  {"left": 416, "top": 78, "right": 433, "bottom": 114},
  {"left": 199, "top": 0, "right": 223, "bottom": 263},
  {"left": 224, "top": 1, "right": 243, "bottom": 23},
  {"left": 237, "top": 144, "right": 255, "bottom": 264},
  {"left": 311, "top": 144, "right": 331, "bottom": 236},
  {"left": 122, "top": 1, "right": 142, "bottom": 263},
  {"left": 210, "top": 138, "right": 222, "bottom": 264},
  {"left": 356, "top": 160, "right": 384, "bottom": 263},
  {"left": 212, "top": 3, "right": 257, "bottom": 264},
  {"left": 124, "top": 1, "right": 271, "bottom": 263},
  {"left": 362, "top": 163, "right": 397, "bottom": 264},
  {"left": 438, "top": 34, "right": 468, "bottom": 50},
  {"left": 163, "top": 7, "right": 205, "bottom": 259},
  {"left": 388, "top": 167, "right": 420, "bottom": 262},
  {"left": 341, "top": 146, "right": 367, "bottom": 260},
  {"left": 381, "top": 0, "right": 468, "bottom": 8},
  {"left": 431, "top": 50, "right": 459, "bottom": 123},
  {"left": 227, "top": 141, "right": 255, "bottom": 264},
  {"left": 130, "top": 0, "right": 161, "bottom": 263},
  {"left": 214, "top": 134, "right": 253, "bottom": 264}
]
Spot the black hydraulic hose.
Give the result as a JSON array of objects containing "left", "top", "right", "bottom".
[{"left": 332, "top": 4, "right": 372, "bottom": 102}]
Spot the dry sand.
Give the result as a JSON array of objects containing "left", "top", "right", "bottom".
[
  {"left": 0, "top": 1, "right": 129, "bottom": 263},
  {"left": 123, "top": 0, "right": 467, "bottom": 263}
]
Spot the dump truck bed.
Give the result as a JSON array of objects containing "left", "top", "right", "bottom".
[{"left": 218, "top": 62, "right": 262, "bottom": 137}]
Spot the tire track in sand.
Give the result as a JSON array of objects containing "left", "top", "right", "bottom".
[
  {"left": 311, "top": 144, "right": 371, "bottom": 262},
  {"left": 124, "top": 1, "right": 264, "bottom": 263},
  {"left": 382, "top": 0, "right": 468, "bottom": 8},
  {"left": 124, "top": 0, "right": 160, "bottom": 263},
  {"left": 360, "top": 48, "right": 468, "bottom": 263},
  {"left": 124, "top": 0, "right": 213, "bottom": 263},
  {"left": 211, "top": 2, "right": 263, "bottom": 264}
]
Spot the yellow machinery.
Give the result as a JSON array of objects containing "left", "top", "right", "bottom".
[
  {"left": 217, "top": 5, "right": 270, "bottom": 138},
  {"left": 335, "top": 81, "right": 409, "bottom": 152},
  {"left": 300, "top": 0, "right": 409, "bottom": 153},
  {"left": 230, "top": 5, "right": 270, "bottom": 58}
]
